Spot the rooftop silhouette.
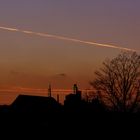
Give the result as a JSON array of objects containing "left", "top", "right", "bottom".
[
  {"left": 0, "top": 83, "right": 140, "bottom": 137},
  {"left": 10, "top": 94, "right": 61, "bottom": 113}
]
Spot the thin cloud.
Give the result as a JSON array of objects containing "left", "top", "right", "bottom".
[{"left": 58, "top": 73, "right": 67, "bottom": 77}]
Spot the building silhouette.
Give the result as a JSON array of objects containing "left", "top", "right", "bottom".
[
  {"left": 64, "top": 84, "right": 82, "bottom": 109},
  {"left": 10, "top": 95, "right": 61, "bottom": 113}
]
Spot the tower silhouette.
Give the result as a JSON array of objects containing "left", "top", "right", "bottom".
[{"left": 73, "top": 84, "right": 78, "bottom": 94}]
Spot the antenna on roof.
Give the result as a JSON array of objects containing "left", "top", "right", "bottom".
[{"left": 48, "top": 83, "right": 52, "bottom": 97}]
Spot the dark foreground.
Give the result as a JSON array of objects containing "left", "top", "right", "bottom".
[
  {"left": 0, "top": 94, "right": 139, "bottom": 138},
  {"left": 0, "top": 111, "right": 140, "bottom": 139}
]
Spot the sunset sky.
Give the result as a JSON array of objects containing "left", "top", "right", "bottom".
[{"left": 0, "top": 0, "right": 140, "bottom": 104}]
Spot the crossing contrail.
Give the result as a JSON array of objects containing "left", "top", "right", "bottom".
[{"left": 0, "top": 26, "right": 138, "bottom": 52}]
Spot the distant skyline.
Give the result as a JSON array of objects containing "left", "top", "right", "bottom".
[{"left": 0, "top": 0, "right": 140, "bottom": 104}]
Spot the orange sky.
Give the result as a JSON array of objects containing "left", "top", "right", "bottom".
[{"left": 0, "top": 0, "right": 140, "bottom": 104}]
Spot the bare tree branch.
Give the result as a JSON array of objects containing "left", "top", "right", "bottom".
[{"left": 90, "top": 52, "right": 140, "bottom": 112}]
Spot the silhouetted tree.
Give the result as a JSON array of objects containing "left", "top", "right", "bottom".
[{"left": 90, "top": 52, "right": 140, "bottom": 112}]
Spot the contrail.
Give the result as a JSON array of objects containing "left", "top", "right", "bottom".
[{"left": 0, "top": 26, "right": 137, "bottom": 52}]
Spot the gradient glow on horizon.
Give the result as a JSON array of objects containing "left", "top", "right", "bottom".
[{"left": 0, "top": 0, "right": 140, "bottom": 104}]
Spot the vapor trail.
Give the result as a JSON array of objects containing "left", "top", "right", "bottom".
[{"left": 0, "top": 26, "right": 137, "bottom": 52}]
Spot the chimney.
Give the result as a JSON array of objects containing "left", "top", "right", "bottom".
[{"left": 73, "top": 84, "right": 78, "bottom": 94}]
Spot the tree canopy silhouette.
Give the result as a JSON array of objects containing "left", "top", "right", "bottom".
[{"left": 90, "top": 52, "right": 140, "bottom": 112}]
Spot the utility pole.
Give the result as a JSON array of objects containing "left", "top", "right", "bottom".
[
  {"left": 48, "top": 83, "right": 52, "bottom": 97},
  {"left": 57, "top": 94, "right": 59, "bottom": 103}
]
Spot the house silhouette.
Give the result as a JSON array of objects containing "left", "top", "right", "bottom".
[{"left": 10, "top": 95, "right": 61, "bottom": 113}]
